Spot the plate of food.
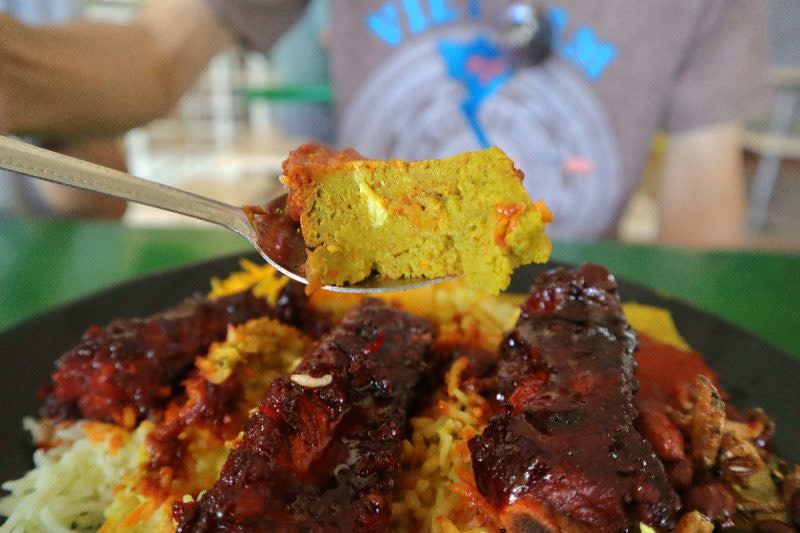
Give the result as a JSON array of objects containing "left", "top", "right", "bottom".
[{"left": 0, "top": 253, "right": 798, "bottom": 532}]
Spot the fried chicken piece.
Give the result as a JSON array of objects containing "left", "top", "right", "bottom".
[
  {"left": 469, "top": 264, "right": 679, "bottom": 532},
  {"left": 42, "top": 281, "right": 316, "bottom": 427},
  {"left": 174, "top": 300, "right": 435, "bottom": 532}
]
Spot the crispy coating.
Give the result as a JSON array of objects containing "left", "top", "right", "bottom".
[
  {"left": 174, "top": 300, "right": 435, "bottom": 532},
  {"left": 42, "top": 283, "right": 315, "bottom": 427},
  {"left": 469, "top": 264, "right": 679, "bottom": 532}
]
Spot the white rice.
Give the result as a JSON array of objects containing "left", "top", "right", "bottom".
[{"left": 0, "top": 419, "right": 148, "bottom": 533}]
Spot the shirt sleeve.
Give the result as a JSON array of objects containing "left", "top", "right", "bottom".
[
  {"left": 662, "top": 0, "right": 769, "bottom": 133},
  {"left": 205, "top": 0, "right": 308, "bottom": 53}
]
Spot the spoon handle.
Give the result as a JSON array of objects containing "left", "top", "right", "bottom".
[{"left": 0, "top": 135, "right": 254, "bottom": 238}]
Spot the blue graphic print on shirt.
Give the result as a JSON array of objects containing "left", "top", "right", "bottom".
[
  {"left": 439, "top": 37, "right": 511, "bottom": 148},
  {"left": 364, "top": 1, "right": 617, "bottom": 147},
  {"left": 550, "top": 6, "right": 617, "bottom": 80},
  {"left": 365, "top": 2, "right": 617, "bottom": 81}
]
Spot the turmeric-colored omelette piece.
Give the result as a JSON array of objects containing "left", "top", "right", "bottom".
[{"left": 282, "top": 144, "right": 552, "bottom": 294}]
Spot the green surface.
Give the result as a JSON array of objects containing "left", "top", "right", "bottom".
[
  {"left": 1, "top": 219, "right": 798, "bottom": 358},
  {"left": 245, "top": 84, "right": 333, "bottom": 103}
]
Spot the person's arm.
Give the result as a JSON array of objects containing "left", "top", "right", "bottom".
[
  {"left": 35, "top": 139, "right": 129, "bottom": 218},
  {"left": 658, "top": 123, "right": 746, "bottom": 247},
  {"left": 655, "top": 0, "right": 767, "bottom": 248},
  {"left": 0, "top": 0, "right": 232, "bottom": 140}
]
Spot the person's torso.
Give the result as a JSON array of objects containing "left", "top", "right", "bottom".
[{"left": 328, "top": 0, "right": 705, "bottom": 238}]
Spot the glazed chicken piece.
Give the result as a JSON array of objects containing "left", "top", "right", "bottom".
[
  {"left": 42, "top": 281, "right": 317, "bottom": 427},
  {"left": 469, "top": 264, "right": 679, "bottom": 532},
  {"left": 174, "top": 300, "right": 435, "bottom": 532}
]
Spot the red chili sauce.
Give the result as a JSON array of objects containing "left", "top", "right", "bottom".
[{"left": 635, "top": 334, "right": 719, "bottom": 413}]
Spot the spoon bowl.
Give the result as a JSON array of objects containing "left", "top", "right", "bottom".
[{"left": 0, "top": 136, "right": 451, "bottom": 293}]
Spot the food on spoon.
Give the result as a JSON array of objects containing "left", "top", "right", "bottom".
[
  {"left": 174, "top": 299, "right": 435, "bottom": 531},
  {"left": 469, "top": 264, "right": 678, "bottom": 531},
  {"left": 245, "top": 143, "right": 552, "bottom": 293}
]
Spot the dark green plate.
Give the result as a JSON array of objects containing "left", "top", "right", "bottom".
[{"left": 0, "top": 253, "right": 797, "bottom": 486}]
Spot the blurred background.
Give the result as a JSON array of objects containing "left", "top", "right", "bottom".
[{"left": 1, "top": 0, "right": 798, "bottom": 249}]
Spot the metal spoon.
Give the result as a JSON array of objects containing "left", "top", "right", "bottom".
[{"left": 0, "top": 135, "right": 448, "bottom": 293}]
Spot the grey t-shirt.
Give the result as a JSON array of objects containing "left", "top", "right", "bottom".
[{"left": 208, "top": 0, "right": 767, "bottom": 238}]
